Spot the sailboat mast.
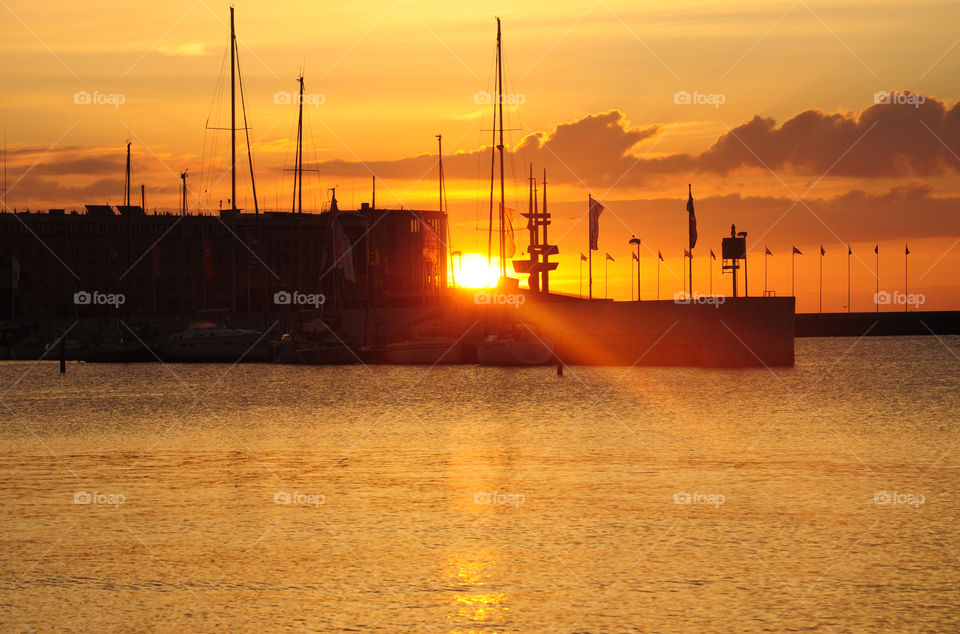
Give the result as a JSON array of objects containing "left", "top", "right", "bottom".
[
  {"left": 486, "top": 59, "right": 496, "bottom": 279},
  {"left": 124, "top": 141, "right": 131, "bottom": 207},
  {"left": 230, "top": 6, "right": 236, "bottom": 211},
  {"left": 293, "top": 74, "right": 304, "bottom": 213},
  {"left": 496, "top": 17, "right": 506, "bottom": 280},
  {"left": 297, "top": 75, "right": 304, "bottom": 213}
]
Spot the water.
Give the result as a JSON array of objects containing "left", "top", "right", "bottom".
[{"left": 1, "top": 337, "right": 958, "bottom": 632}]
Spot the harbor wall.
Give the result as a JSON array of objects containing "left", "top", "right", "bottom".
[
  {"left": 796, "top": 311, "right": 960, "bottom": 337},
  {"left": 458, "top": 294, "right": 795, "bottom": 367}
]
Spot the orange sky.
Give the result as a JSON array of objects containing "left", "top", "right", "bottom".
[{"left": 2, "top": 0, "right": 959, "bottom": 310}]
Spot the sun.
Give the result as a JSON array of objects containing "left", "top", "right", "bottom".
[{"left": 454, "top": 253, "right": 501, "bottom": 289}]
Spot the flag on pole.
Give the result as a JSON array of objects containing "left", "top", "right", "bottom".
[
  {"left": 605, "top": 253, "right": 615, "bottom": 262},
  {"left": 580, "top": 253, "right": 587, "bottom": 262},
  {"left": 848, "top": 245, "right": 852, "bottom": 255},
  {"left": 686, "top": 184, "right": 697, "bottom": 250},
  {"left": 905, "top": 244, "right": 910, "bottom": 255},
  {"left": 710, "top": 249, "right": 716, "bottom": 260},
  {"left": 820, "top": 245, "right": 825, "bottom": 256},
  {"left": 684, "top": 249, "right": 691, "bottom": 258},
  {"left": 765, "top": 246, "right": 773, "bottom": 256},
  {"left": 792, "top": 246, "right": 803, "bottom": 255},
  {"left": 632, "top": 252, "right": 639, "bottom": 262},
  {"left": 874, "top": 244, "right": 879, "bottom": 254},
  {"left": 588, "top": 197, "right": 604, "bottom": 250},
  {"left": 203, "top": 238, "right": 214, "bottom": 278},
  {"left": 658, "top": 250, "right": 664, "bottom": 261}
]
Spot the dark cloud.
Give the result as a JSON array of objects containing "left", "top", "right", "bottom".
[
  {"left": 306, "top": 93, "right": 960, "bottom": 186},
  {"left": 698, "top": 93, "right": 960, "bottom": 177}
]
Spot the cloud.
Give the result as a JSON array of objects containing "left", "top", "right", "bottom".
[
  {"left": 697, "top": 93, "right": 960, "bottom": 177},
  {"left": 302, "top": 93, "right": 960, "bottom": 187}
]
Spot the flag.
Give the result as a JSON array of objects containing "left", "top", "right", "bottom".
[
  {"left": 710, "top": 249, "right": 716, "bottom": 261},
  {"left": 686, "top": 184, "right": 698, "bottom": 250},
  {"left": 580, "top": 253, "right": 587, "bottom": 262},
  {"left": 337, "top": 224, "right": 356, "bottom": 283},
  {"left": 905, "top": 244, "right": 910, "bottom": 255},
  {"left": 152, "top": 246, "right": 162, "bottom": 279},
  {"left": 588, "top": 196, "right": 604, "bottom": 250},
  {"left": 874, "top": 244, "right": 878, "bottom": 254},
  {"left": 684, "top": 249, "right": 691, "bottom": 258},
  {"left": 504, "top": 206, "right": 516, "bottom": 258},
  {"left": 765, "top": 246, "right": 773, "bottom": 256},
  {"left": 658, "top": 250, "right": 664, "bottom": 261},
  {"left": 11, "top": 255, "right": 19, "bottom": 290},
  {"left": 203, "top": 238, "right": 213, "bottom": 278},
  {"left": 605, "top": 253, "right": 615, "bottom": 262},
  {"left": 820, "top": 245, "right": 825, "bottom": 256},
  {"left": 848, "top": 245, "right": 852, "bottom": 255},
  {"left": 632, "top": 252, "right": 639, "bottom": 262},
  {"left": 792, "top": 246, "right": 802, "bottom": 255}
]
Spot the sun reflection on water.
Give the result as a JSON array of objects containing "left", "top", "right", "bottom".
[{"left": 445, "top": 553, "right": 509, "bottom": 629}]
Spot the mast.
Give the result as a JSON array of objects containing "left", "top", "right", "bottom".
[
  {"left": 496, "top": 17, "right": 506, "bottom": 281},
  {"left": 124, "top": 141, "right": 131, "bottom": 207},
  {"left": 140, "top": 184, "right": 145, "bottom": 210},
  {"left": 293, "top": 74, "right": 304, "bottom": 213},
  {"left": 486, "top": 29, "right": 497, "bottom": 280},
  {"left": 230, "top": 6, "right": 236, "bottom": 211}
]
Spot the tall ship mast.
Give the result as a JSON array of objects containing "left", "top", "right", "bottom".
[{"left": 486, "top": 18, "right": 509, "bottom": 284}]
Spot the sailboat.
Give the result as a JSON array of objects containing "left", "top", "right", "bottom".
[{"left": 472, "top": 19, "right": 554, "bottom": 367}]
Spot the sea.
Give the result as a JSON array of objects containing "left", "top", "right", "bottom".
[{"left": 1, "top": 336, "right": 958, "bottom": 632}]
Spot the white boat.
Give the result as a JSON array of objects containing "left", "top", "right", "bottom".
[
  {"left": 383, "top": 337, "right": 461, "bottom": 365},
  {"left": 477, "top": 323, "right": 554, "bottom": 366},
  {"left": 155, "top": 322, "right": 270, "bottom": 362}
]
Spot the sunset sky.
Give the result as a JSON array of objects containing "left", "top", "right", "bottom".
[{"left": 2, "top": 0, "right": 959, "bottom": 310}]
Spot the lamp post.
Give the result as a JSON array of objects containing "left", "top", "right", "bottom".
[{"left": 629, "top": 236, "right": 641, "bottom": 301}]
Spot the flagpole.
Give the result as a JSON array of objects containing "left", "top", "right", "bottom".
[
  {"left": 588, "top": 196, "right": 593, "bottom": 300},
  {"left": 579, "top": 256, "right": 582, "bottom": 299},
  {"left": 818, "top": 246, "right": 823, "bottom": 314},
  {"left": 689, "top": 251, "right": 693, "bottom": 299},
  {"left": 905, "top": 245, "right": 909, "bottom": 313},
  {"left": 875, "top": 245, "right": 879, "bottom": 313},
  {"left": 764, "top": 248, "right": 768, "bottom": 296},
  {"left": 847, "top": 246, "right": 851, "bottom": 313},
  {"left": 791, "top": 250, "right": 795, "bottom": 298},
  {"left": 605, "top": 255, "right": 608, "bottom": 299},
  {"left": 657, "top": 256, "right": 660, "bottom": 300},
  {"left": 682, "top": 251, "right": 686, "bottom": 297}
]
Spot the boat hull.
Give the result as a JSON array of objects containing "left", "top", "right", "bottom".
[
  {"left": 383, "top": 340, "right": 461, "bottom": 365},
  {"left": 155, "top": 334, "right": 271, "bottom": 363}
]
